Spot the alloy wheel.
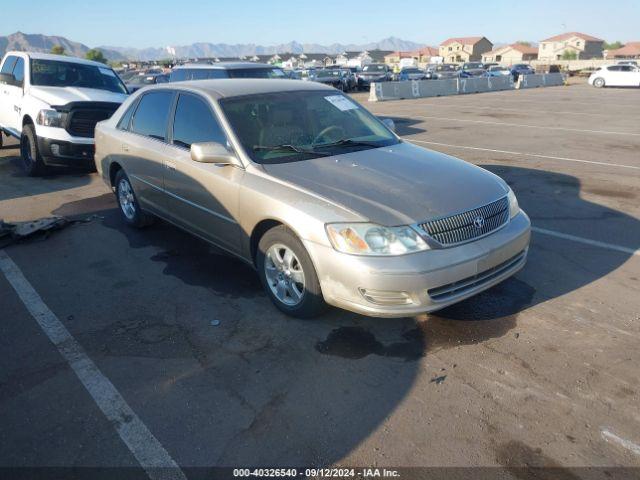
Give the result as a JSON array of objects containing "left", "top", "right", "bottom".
[
  {"left": 118, "top": 178, "right": 136, "bottom": 220},
  {"left": 264, "top": 243, "right": 306, "bottom": 306}
]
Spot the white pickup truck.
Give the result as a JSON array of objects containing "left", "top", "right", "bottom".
[{"left": 0, "top": 51, "right": 128, "bottom": 175}]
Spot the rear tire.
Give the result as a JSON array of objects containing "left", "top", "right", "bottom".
[
  {"left": 114, "top": 169, "right": 154, "bottom": 228},
  {"left": 257, "top": 225, "right": 327, "bottom": 318},
  {"left": 20, "top": 124, "right": 46, "bottom": 176},
  {"left": 593, "top": 77, "right": 605, "bottom": 88}
]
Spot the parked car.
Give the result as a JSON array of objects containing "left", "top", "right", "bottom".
[
  {"left": 0, "top": 51, "right": 128, "bottom": 175},
  {"left": 486, "top": 65, "right": 512, "bottom": 77},
  {"left": 427, "top": 63, "right": 460, "bottom": 79},
  {"left": 126, "top": 72, "right": 169, "bottom": 93},
  {"left": 170, "top": 62, "right": 287, "bottom": 81},
  {"left": 398, "top": 67, "right": 427, "bottom": 81},
  {"left": 95, "top": 79, "right": 530, "bottom": 318},
  {"left": 510, "top": 64, "right": 535, "bottom": 81},
  {"left": 355, "top": 63, "right": 392, "bottom": 89},
  {"left": 589, "top": 64, "right": 640, "bottom": 87},
  {"left": 314, "top": 69, "right": 352, "bottom": 91},
  {"left": 459, "top": 62, "right": 486, "bottom": 77}
]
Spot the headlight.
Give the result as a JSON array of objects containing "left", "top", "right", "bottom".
[
  {"left": 507, "top": 188, "right": 520, "bottom": 218},
  {"left": 326, "top": 223, "right": 430, "bottom": 256},
  {"left": 36, "top": 109, "right": 65, "bottom": 127}
]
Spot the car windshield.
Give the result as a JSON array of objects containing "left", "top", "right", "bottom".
[
  {"left": 220, "top": 90, "right": 399, "bottom": 164},
  {"left": 438, "top": 64, "right": 457, "bottom": 71},
  {"left": 490, "top": 66, "right": 508, "bottom": 71},
  {"left": 227, "top": 68, "right": 286, "bottom": 79},
  {"left": 363, "top": 65, "right": 385, "bottom": 72},
  {"left": 317, "top": 70, "right": 341, "bottom": 77},
  {"left": 30, "top": 59, "right": 128, "bottom": 94},
  {"left": 464, "top": 63, "right": 483, "bottom": 69},
  {"left": 129, "top": 75, "right": 158, "bottom": 85},
  {"left": 402, "top": 68, "right": 421, "bottom": 73}
]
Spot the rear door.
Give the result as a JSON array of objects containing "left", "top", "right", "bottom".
[
  {"left": 0, "top": 55, "right": 19, "bottom": 132},
  {"left": 121, "top": 90, "right": 175, "bottom": 215},
  {"left": 163, "top": 92, "right": 243, "bottom": 254}
]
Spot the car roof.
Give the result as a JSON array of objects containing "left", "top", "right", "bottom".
[
  {"left": 143, "top": 78, "right": 334, "bottom": 99},
  {"left": 4, "top": 51, "right": 110, "bottom": 68},
  {"left": 173, "top": 62, "right": 276, "bottom": 70}
]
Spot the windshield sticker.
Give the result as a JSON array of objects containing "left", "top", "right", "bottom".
[
  {"left": 324, "top": 95, "right": 358, "bottom": 111},
  {"left": 99, "top": 67, "right": 116, "bottom": 77}
]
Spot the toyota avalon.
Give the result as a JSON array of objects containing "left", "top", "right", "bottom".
[{"left": 95, "top": 79, "right": 530, "bottom": 318}]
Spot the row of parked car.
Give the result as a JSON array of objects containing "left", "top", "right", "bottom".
[{"left": 393, "top": 62, "right": 538, "bottom": 82}]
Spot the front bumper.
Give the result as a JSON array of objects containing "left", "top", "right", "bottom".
[
  {"left": 304, "top": 211, "right": 531, "bottom": 318},
  {"left": 37, "top": 137, "right": 96, "bottom": 169}
]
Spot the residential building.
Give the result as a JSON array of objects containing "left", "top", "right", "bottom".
[
  {"left": 482, "top": 43, "right": 538, "bottom": 64},
  {"left": 605, "top": 42, "right": 640, "bottom": 59},
  {"left": 538, "top": 32, "right": 604, "bottom": 60},
  {"left": 439, "top": 37, "right": 493, "bottom": 63},
  {"left": 384, "top": 46, "right": 440, "bottom": 66}
]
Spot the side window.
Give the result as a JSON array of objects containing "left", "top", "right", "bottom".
[
  {"left": 207, "top": 69, "right": 228, "bottom": 79},
  {"left": 117, "top": 100, "right": 138, "bottom": 131},
  {"left": 12, "top": 57, "right": 25, "bottom": 84},
  {"left": 169, "top": 69, "right": 187, "bottom": 82},
  {"left": 130, "top": 91, "right": 174, "bottom": 140},
  {"left": 1, "top": 55, "right": 18, "bottom": 75},
  {"left": 172, "top": 94, "right": 226, "bottom": 149},
  {"left": 607, "top": 66, "right": 621, "bottom": 71}
]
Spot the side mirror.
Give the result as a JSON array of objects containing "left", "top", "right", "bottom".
[
  {"left": 381, "top": 118, "right": 396, "bottom": 133},
  {"left": 191, "top": 142, "right": 241, "bottom": 167},
  {"left": 0, "top": 72, "right": 18, "bottom": 86}
]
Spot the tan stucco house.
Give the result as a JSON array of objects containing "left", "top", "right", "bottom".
[
  {"left": 482, "top": 43, "right": 538, "bottom": 64},
  {"left": 538, "top": 32, "right": 604, "bottom": 60},
  {"left": 439, "top": 36, "right": 493, "bottom": 63},
  {"left": 384, "top": 46, "right": 439, "bottom": 66},
  {"left": 605, "top": 42, "right": 640, "bottom": 59}
]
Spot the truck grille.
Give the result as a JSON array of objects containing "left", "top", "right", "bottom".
[
  {"left": 419, "top": 196, "right": 509, "bottom": 246},
  {"left": 66, "top": 106, "right": 119, "bottom": 138}
]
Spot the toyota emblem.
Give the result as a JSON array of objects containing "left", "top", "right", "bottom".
[{"left": 473, "top": 215, "right": 485, "bottom": 229}]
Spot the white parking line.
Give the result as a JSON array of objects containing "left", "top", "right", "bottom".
[
  {"left": 602, "top": 429, "right": 640, "bottom": 456},
  {"left": 406, "top": 139, "right": 640, "bottom": 171},
  {"left": 0, "top": 250, "right": 187, "bottom": 480},
  {"left": 531, "top": 227, "right": 640, "bottom": 257},
  {"left": 401, "top": 114, "right": 640, "bottom": 137}
]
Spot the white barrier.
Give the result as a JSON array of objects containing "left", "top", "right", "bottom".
[
  {"left": 517, "top": 73, "right": 566, "bottom": 89},
  {"left": 368, "top": 72, "right": 562, "bottom": 101}
]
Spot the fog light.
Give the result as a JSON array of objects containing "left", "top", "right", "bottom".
[
  {"left": 358, "top": 288, "right": 412, "bottom": 306},
  {"left": 50, "top": 144, "right": 60, "bottom": 156}
]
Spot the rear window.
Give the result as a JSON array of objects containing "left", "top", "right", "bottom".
[
  {"left": 170, "top": 68, "right": 229, "bottom": 82},
  {"left": 227, "top": 68, "right": 286, "bottom": 79},
  {"left": 131, "top": 91, "right": 174, "bottom": 140}
]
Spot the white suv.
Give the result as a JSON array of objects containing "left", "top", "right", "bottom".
[{"left": 0, "top": 52, "right": 128, "bottom": 175}]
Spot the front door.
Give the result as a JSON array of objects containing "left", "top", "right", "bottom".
[{"left": 163, "top": 92, "right": 243, "bottom": 254}]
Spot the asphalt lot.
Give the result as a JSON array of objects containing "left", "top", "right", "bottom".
[{"left": 1, "top": 82, "right": 639, "bottom": 478}]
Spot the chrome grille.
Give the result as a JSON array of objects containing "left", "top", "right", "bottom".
[{"left": 419, "top": 196, "right": 509, "bottom": 246}]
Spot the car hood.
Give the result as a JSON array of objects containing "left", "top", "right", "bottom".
[
  {"left": 28, "top": 86, "right": 127, "bottom": 107},
  {"left": 261, "top": 142, "right": 508, "bottom": 226}
]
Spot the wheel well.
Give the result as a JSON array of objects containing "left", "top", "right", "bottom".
[
  {"left": 109, "top": 162, "right": 123, "bottom": 187},
  {"left": 250, "top": 219, "right": 283, "bottom": 264}
]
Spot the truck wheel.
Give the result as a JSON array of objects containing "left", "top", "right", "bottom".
[
  {"left": 257, "top": 225, "right": 327, "bottom": 318},
  {"left": 20, "top": 124, "right": 46, "bottom": 176},
  {"left": 593, "top": 77, "right": 605, "bottom": 88},
  {"left": 114, "top": 169, "right": 154, "bottom": 228}
]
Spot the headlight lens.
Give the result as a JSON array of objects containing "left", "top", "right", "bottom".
[
  {"left": 326, "top": 223, "right": 429, "bottom": 256},
  {"left": 36, "top": 109, "right": 64, "bottom": 127},
  {"left": 507, "top": 188, "right": 520, "bottom": 218}
]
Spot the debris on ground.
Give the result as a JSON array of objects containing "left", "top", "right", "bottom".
[
  {"left": 430, "top": 375, "right": 447, "bottom": 385},
  {"left": 0, "top": 215, "right": 99, "bottom": 248}
]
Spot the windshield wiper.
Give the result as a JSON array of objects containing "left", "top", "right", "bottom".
[
  {"left": 253, "top": 144, "right": 331, "bottom": 156},
  {"left": 313, "top": 138, "right": 382, "bottom": 149}
]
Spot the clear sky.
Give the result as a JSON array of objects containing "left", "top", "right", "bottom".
[{"left": 3, "top": 0, "right": 639, "bottom": 48}]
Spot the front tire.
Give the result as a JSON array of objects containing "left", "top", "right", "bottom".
[
  {"left": 20, "top": 124, "right": 46, "bottom": 176},
  {"left": 593, "top": 77, "right": 605, "bottom": 88},
  {"left": 114, "top": 169, "right": 154, "bottom": 228},
  {"left": 257, "top": 225, "right": 327, "bottom": 318}
]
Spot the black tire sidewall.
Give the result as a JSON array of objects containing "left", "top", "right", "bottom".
[
  {"left": 256, "top": 226, "right": 326, "bottom": 318},
  {"left": 20, "top": 124, "right": 44, "bottom": 176}
]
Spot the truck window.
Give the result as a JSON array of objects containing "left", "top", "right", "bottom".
[
  {"left": 12, "top": 58, "right": 25, "bottom": 84},
  {"left": 1, "top": 56, "right": 18, "bottom": 75}
]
